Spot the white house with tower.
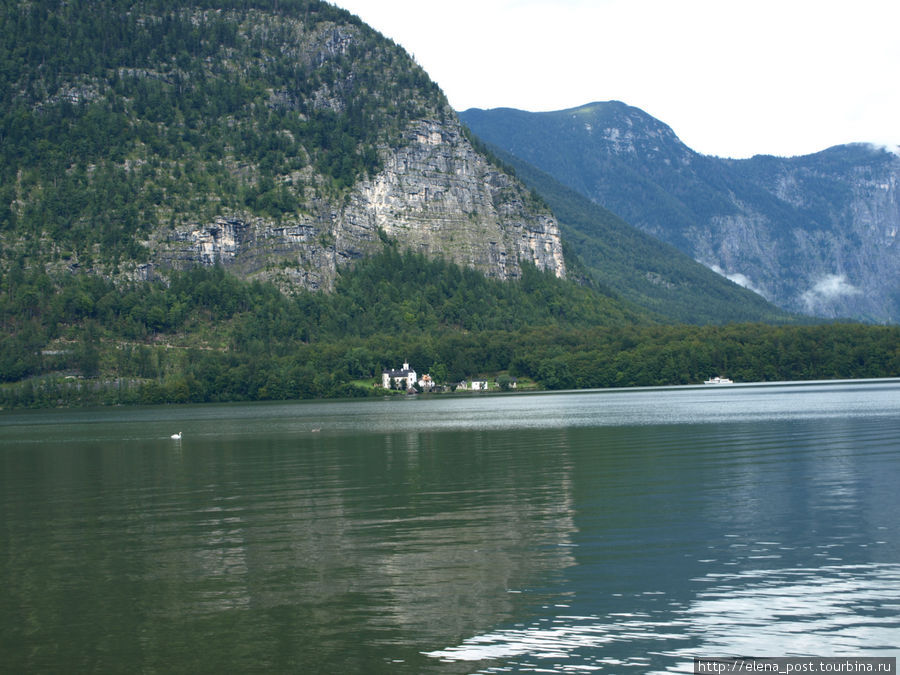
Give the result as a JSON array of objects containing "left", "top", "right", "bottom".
[
  {"left": 381, "top": 362, "right": 435, "bottom": 391},
  {"left": 382, "top": 362, "right": 417, "bottom": 390}
]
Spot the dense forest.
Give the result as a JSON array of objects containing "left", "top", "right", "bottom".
[{"left": 2, "top": 248, "right": 897, "bottom": 409}]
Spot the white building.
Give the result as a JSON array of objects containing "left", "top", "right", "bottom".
[{"left": 382, "top": 362, "right": 417, "bottom": 390}]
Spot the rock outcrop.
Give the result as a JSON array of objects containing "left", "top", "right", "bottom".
[{"left": 154, "top": 113, "right": 566, "bottom": 290}]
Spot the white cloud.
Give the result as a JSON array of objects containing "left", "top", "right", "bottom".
[
  {"left": 800, "top": 274, "right": 862, "bottom": 312},
  {"left": 867, "top": 142, "right": 900, "bottom": 158},
  {"left": 710, "top": 265, "right": 766, "bottom": 297}
]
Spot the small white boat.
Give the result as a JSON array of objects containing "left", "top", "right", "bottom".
[{"left": 704, "top": 376, "right": 733, "bottom": 385}]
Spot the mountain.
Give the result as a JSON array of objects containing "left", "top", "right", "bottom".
[
  {"left": 471, "top": 139, "right": 795, "bottom": 324},
  {"left": 4, "top": 2, "right": 900, "bottom": 408},
  {"left": 460, "top": 102, "right": 900, "bottom": 323},
  {"left": 0, "top": 0, "right": 563, "bottom": 291},
  {"left": 2, "top": 1, "right": 802, "bottom": 328}
]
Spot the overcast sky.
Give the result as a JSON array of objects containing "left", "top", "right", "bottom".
[{"left": 332, "top": 0, "right": 899, "bottom": 159}]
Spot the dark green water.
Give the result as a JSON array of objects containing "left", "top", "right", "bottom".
[{"left": 2, "top": 381, "right": 899, "bottom": 673}]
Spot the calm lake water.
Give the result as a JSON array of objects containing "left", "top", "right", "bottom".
[{"left": 1, "top": 380, "right": 899, "bottom": 673}]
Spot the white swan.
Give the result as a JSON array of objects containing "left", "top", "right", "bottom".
[{"left": 171, "top": 432, "right": 182, "bottom": 440}]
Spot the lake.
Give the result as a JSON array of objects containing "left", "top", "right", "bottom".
[{"left": 1, "top": 380, "right": 899, "bottom": 673}]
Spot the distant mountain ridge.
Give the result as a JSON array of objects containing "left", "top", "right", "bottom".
[{"left": 460, "top": 102, "right": 900, "bottom": 322}]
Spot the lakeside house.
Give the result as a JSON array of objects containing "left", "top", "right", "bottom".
[
  {"left": 381, "top": 362, "right": 514, "bottom": 392},
  {"left": 456, "top": 376, "right": 519, "bottom": 391},
  {"left": 382, "top": 362, "right": 416, "bottom": 390},
  {"left": 381, "top": 362, "right": 435, "bottom": 391},
  {"left": 456, "top": 379, "right": 489, "bottom": 391}
]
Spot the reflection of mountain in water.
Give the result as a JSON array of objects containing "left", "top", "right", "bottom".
[{"left": 147, "top": 428, "right": 579, "bottom": 651}]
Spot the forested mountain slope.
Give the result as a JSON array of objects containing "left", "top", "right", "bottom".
[
  {"left": 1, "top": 0, "right": 564, "bottom": 290},
  {"left": 4, "top": 246, "right": 897, "bottom": 409}
]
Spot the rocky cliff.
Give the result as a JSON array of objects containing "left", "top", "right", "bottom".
[
  {"left": 461, "top": 102, "right": 899, "bottom": 322},
  {"left": 153, "top": 115, "right": 565, "bottom": 291}
]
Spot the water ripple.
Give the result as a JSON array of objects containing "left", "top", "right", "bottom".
[{"left": 426, "top": 563, "right": 900, "bottom": 672}]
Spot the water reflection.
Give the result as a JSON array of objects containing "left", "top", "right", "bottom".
[{"left": 0, "top": 424, "right": 585, "bottom": 672}]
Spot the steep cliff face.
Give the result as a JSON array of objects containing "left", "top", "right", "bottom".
[
  {"left": 152, "top": 113, "right": 565, "bottom": 289},
  {"left": 462, "top": 103, "right": 899, "bottom": 322},
  {"left": 355, "top": 119, "right": 564, "bottom": 282},
  {"left": 1, "top": 1, "right": 564, "bottom": 293}
]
